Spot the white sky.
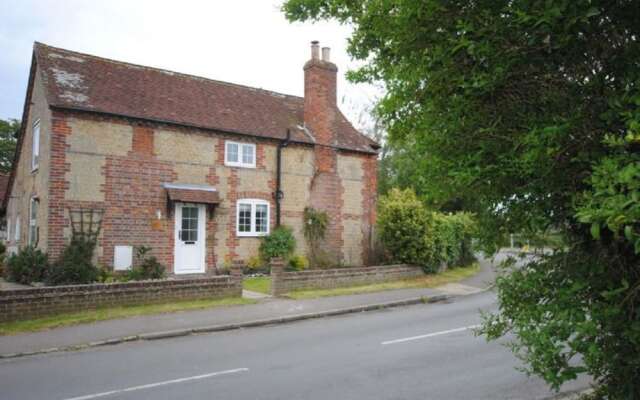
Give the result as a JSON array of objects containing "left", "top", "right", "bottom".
[{"left": 0, "top": 0, "right": 381, "bottom": 128}]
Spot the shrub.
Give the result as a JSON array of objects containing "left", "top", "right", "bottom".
[
  {"left": 288, "top": 254, "right": 309, "bottom": 271},
  {"left": 260, "top": 226, "right": 296, "bottom": 261},
  {"left": 6, "top": 246, "right": 49, "bottom": 284},
  {"left": 46, "top": 236, "right": 100, "bottom": 285},
  {"left": 126, "top": 246, "right": 165, "bottom": 281},
  {"left": 378, "top": 188, "right": 436, "bottom": 270},
  {"left": 378, "top": 188, "right": 476, "bottom": 272},
  {"left": 244, "top": 255, "right": 268, "bottom": 274},
  {"left": 303, "top": 207, "right": 329, "bottom": 266}
]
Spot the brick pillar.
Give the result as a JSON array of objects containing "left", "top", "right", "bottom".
[
  {"left": 231, "top": 259, "right": 244, "bottom": 296},
  {"left": 270, "top": 257, "right": 285, "bottom": 297}
]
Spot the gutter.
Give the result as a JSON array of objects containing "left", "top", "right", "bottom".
[{"left": 275, "top": 129, "right": 291, "bottom": 227}]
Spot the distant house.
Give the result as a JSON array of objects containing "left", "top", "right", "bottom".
[{"left": 3, "top": 41, "right": 379, "bottom": 274}]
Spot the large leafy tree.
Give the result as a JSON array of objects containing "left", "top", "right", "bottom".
[
  {"left": 0, "top": 118, "right": 19, "bottom": 174},
  {"left": 283, "top": 1, "right": 640, "bottom": 397}
]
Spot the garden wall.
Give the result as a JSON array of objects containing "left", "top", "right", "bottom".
[
  {"left": 0, "top": 270, "right": 242, "bottom": 323},
  {"left": 270, "top": 258, "right": 423, "bottom": 296}
]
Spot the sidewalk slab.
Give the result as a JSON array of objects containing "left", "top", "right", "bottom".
[{"left": 0, "top": 256, "right": 496, "bottom": 357}]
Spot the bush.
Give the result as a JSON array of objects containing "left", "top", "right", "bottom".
[
  {"left": 378, "top": 188, "right": 476, "bottom": 272},
  {"left": 244, "top": 255, "right": 268, "bottom": 274},
  {"left": 260, "top": 226, "right": 296, "bottom": 261},
  {"left": 6, "top": 246, "right": 49, "bottom": 284},
  {"left": 288, "top": 254, "right": 309, "bottom": 271},
  {"left": 378, "top": 188, "right": 436, "bottom": 270},
  {"left": 126, "top": 246, "right": 165, "bottom": 281},
  {"left": 46, "top": 236, "right": 100, "bottom": 285}
]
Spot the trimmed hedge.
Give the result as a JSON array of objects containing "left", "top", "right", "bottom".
[{"left": 378, "top": 188, "right": 476, "bottom": 272}]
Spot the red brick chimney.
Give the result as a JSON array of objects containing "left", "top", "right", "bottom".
[{"left": 304, "top": 41, "right": 338, "bottom": 149}]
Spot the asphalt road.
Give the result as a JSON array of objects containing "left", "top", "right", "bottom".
[{"left": 0, "top": 291, "right": 589, "bottom": 400}]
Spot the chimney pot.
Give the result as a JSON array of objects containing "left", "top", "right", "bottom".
[
  {"left": 311, "top": 41, "right": 320, "bottom": 60},
  {"left": 321, "top": 47, "right": 330, "bottom": 62}
]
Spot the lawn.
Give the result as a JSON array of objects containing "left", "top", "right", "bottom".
[
  {"left": 286, "top": 263, "right": 480, "bottom": 299},
  {"left": 0, "top": 297, "right": 255, "bottom": 335},
  {"left": 243, "top": 276, "right": 271, "bottom": 294}
]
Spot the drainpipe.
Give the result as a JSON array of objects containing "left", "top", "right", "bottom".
[{"left": 275, "top": 129, "right": 291, "bottom": 227}]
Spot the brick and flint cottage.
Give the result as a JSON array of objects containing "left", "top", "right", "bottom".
[{"left": 3, "top": 41, "right": 379, "bottom": 274}]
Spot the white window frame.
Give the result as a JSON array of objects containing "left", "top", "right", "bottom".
[
  {"left": 32, "top": 119, "right": 40, "bottom": 171},
  {"left": 236, "top": 199, "right": 270, "bottom": 237},
  {"left": 28, "top": 197, "right": 39, "bottom": 246},
  {"left": 14, "top": 215, "right": 20, "bottom": 242},
  {"left": 225, "top": 141, "right": 256, "bottom": 168}
]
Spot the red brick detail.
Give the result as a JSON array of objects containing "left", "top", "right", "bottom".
[
  {"left": 131, "top": 125, "right": 155, "bottom": 157},
  {"left": 361, "top": 154, "right": 378, "bottom": 265},
  {"left": 47, "top": 112, "right": 72, "bottom": 260},
  {"left": 225, "top": 168, "right": 239, "bottom": 260},
  {"left": 304, "top": 60, "right": 338, "bottom": 147},
  {"left": 100, "top": 155, "right": 176, "bottom": 271}
]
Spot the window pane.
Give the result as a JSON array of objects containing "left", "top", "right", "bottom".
[
  {"left": 255, "top": 204, "right": 268, "bottom": 233},
  {"left": 30, "top": 200, "right": 38, "bottom": 220},
  {"left": 181, "top": 207, "right": 198, "bottom": 242},
  {"left": 227, "top": 142, "right": 238, "bottom": 163},
  {"left": 242, "top": 144, "right": 254, "bottom": 165},
  {"left": 238, "top": 203, "right": 251, "bottom": 232}
]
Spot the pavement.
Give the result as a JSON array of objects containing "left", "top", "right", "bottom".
[
  {"left": 0, "top": 289, "right": 591, "bottom": 399},
  {"left": 0, "top": 255, "right": 498, "bottom": 358}
]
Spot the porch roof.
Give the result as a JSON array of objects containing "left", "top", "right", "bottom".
[{"left": 163, "top": 183, "right": 221, "bottom": 205}]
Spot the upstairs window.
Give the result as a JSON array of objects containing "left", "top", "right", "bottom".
[
  {"left": 236, "top": 199, "right": 269, "bottom": 237},
  {"left": 32, "top": 119, "right": 40, "bottom": 171},
  {"left": 225, "top": 141, "right": 256, "bottom": 168},
  {"left": 29, "top": 197, "right": 39, "bottom": 246}
]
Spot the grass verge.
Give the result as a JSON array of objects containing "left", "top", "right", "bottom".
[
  {"left": 0, "top": 297, "right": 256, "bottom": 336},
  {"left": 243, "top": 276, "right": 271, "bottom": 294},
  {"left": 287, "top": 263, "right": 480, "bottom": 300}
]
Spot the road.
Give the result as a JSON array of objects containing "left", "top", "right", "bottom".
[{"left": 0, "top": 290, "right": 589, "bottom": 400}]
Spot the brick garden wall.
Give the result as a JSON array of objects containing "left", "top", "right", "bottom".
[
  {"left": 0, "top": 273, "right": 242, "bottom": 323},
  {"left": 270, "top": 258, "right": 423, "bottom": 296}
]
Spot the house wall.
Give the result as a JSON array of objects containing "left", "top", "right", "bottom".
[
  {"left": 6, "top": 66, "right": 51, "bottom": 252},
  {"left": 45, "top": 112, "right": 376, "bottom": 272}
]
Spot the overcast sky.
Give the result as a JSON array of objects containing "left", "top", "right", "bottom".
[{"left": 0, "top": 0, "right": 380, "bottom": 128}]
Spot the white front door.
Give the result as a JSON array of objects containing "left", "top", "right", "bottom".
[{"left": 174, "top": 203, "right": 206, "bottom": 274}]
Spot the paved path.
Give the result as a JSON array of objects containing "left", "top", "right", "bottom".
[
  {"left": 0, "top": 290, "right": 589, "bottom": 399},
  {"left": 0, "top": 256, "right": 497, "bottom": 356}
]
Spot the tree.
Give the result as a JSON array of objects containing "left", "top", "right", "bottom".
[
  {"left": 0, "top": 118, "right": 19, "bottom": 174},
  {"left": 283, "top": 1, "right": 640, "bottom": 397}
]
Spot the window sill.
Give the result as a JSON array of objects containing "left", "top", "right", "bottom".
[
  {"left": 224, "top": 162, "right": 256, "bottom": 169},
  {"left": 236, "top": 232, "right": 269, "bottom": 238}
]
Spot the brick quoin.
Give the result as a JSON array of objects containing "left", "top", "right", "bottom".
[{"left": 47, "top": 111, "right": 72, "bottom": 260}]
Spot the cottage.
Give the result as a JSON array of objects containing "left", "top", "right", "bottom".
[{"left": 3, "top": 41, "right": 378, "bottom": 274}]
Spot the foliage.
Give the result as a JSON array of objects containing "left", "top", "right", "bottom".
[
  {"left": 244, "top": 255, "right": 269, "bottom": 275},
  {"left": 46, "top": 236, "right": 100, "bottom": 285},
  {"left": 125, "top": 246, "right": 165, "bottom": 281},
  {"left": 288, "top": 254, "right": 309, "bottom": 271},
  {"left": 378, "top": 188, "right": 476, "bottom": 272},
  {"left": 281, "top": 0, "right": 640, "bottom": 396},
  {"left": 377, "top": 188, "right": 433, "bottom": 268},
  {"left": 6, "top": 246, "right": 48, "bottom": 284},
  {"left": 0, "top": 118, "right": 19, "bottom": 174},
  {"left": 260, "top": 225, "right": 296, "bottom": 261},
  {"left": 303, "top": 207, "right": 329, "bottom": 266}
]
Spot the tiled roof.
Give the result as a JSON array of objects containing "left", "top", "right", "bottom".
[
  {"left": 34, "top": 42, "right": 378, "bottom": 154},
  {"left": 166, "top": 187, "right": 220, "bottom": 205}
]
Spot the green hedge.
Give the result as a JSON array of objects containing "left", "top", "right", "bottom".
[{"left": 378, "top": 188, "right": 476, "bottom": 272}]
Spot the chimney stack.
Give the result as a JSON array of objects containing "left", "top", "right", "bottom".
[
  {"left": 303, "top": 41, "right": 338, "bottom": 148},
  {"left": 311, "top": 40, "right": 320, "bottom": 60},
  {"left": 321, "top": 47, "right": 330, "bottom": 62}
]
